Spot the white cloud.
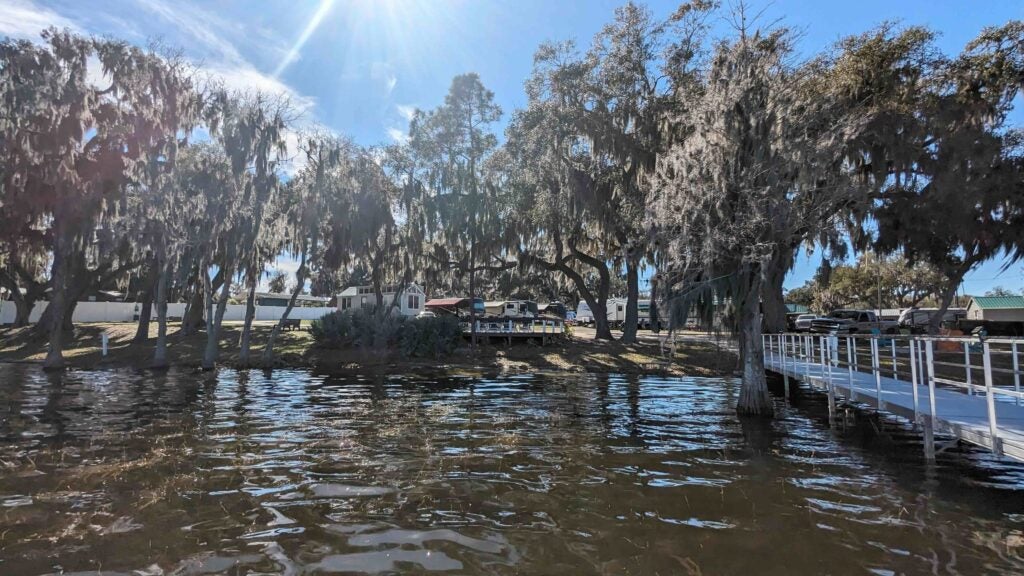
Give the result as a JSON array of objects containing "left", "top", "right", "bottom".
[
  {"left": 396, "top": 104, "right": 417, "bottom": 122},
  {"left": 386, "top": 127, "right": 410, "bottom": 144},
  {"left": 206, "top": 64, "right": 316, "bottom": 114},
  {"left": 0, "top": 0, "right": 78, "bottom": 39},
  {"left": 371, "top": 61, "right": 397, "bottom": 95}
]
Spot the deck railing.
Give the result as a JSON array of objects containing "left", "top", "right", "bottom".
[
  {"left": 462, "top": 318, "right": 565, "bottom": 335},
  {"left": 762, "top": 332, "right": 1024, "bottom": 457}
]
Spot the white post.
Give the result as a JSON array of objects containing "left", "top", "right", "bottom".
[
  {"left": 982, "top": 340, "right": 1000, "bottom": 455},
  {"left": 871, "top": 337, "right": 882, "bottom": 406},
  {"left": 101, "top": 332, "right": 109, "bottom": 356},
  {"left": 1012, "top": 342, "right": 1020, "bottom": 406},
  {"left": 819, "top": 336, "right": 826, "bottom": 380},
  {"left": 910, "top": 339, "right": 919, "bottom": 421},
  {"left": 847, "top": 336, "right": 854, "bottom": 387},
  {"left": 964, "top": 341, "right": 974, "bottom": 396},
  {"left": 891, "top": 339, "right": 897, "bottom": 379},
  {"left": 925, "top": 340, "right": 937, "bottom": 430},
  {"left": 781, "top": 335, "right": 790, "bottom": 393}
]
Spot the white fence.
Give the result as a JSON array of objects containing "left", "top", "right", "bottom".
[{"left": 0, "top": 300, "right": 335, "bottom": 325}]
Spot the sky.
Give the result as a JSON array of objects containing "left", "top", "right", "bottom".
[{"left": 2, "top": 0, "right": 1023, "bottom": 295}]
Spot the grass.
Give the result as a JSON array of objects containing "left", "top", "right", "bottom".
[{"left": 0, "top": 321, "right": 738, "bottom": 376}]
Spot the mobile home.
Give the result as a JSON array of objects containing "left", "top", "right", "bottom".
[{"left": 336, "top": 283, "right": 426, "bottom": 317}]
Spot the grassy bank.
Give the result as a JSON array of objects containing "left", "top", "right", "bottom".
[{"left": 0, "top": 322, "right": 737, "bottom": 376}]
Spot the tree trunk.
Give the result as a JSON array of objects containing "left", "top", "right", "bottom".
[
  {"left": 735, "top": 269, "right": 774, "bottom": 417},
  {"left": 238, "top": 273, "right": 258, "bottom": 365},
  {"left": 469, "top": 247, "right": 478, "bottom": 347},
  {"left": 13, "top": 295, "right": 31, "bottom": 327},
  {"left": 42, "top": 217, "right": 71, "bottom": 370},
  {"left": 621, "top": 259, "right": 639, "bottom": 344},
  {"left": 649, "top": 273, "right": 660, "bottom": 334},
  {"left": 132, "top": 258, "right": 160, "bottom": 343},
  {"left": 0, "top": 269, "right": 35, "bottom": 327},
  {"left": 262, "top": 247, "right": 308, "bottom": 366},
  {"left": 181, "top": 281, "right": 205, "bottom": 336},
  {"left": 928, "top": 278, "right": 961, "bottom": 336},
  {"left": 201, "top": 259, "right": 234, "bottom": 371},
  {"left": 593, "top": 302, "right": 613, "bottom": 340},
  {"left": 152, "top": 250, "right": 171, "bottom": 369},
  {"left": 762, "top": 249, "right": 790, "bottom": 334}
]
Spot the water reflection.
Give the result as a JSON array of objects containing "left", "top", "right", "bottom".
[{"left": 0, "top": 364, "right": 1022, "bottom": 574}]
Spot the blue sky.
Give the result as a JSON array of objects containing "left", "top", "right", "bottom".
[{"left": 2, "top": 0, "right": 1022, "bottom": 295}]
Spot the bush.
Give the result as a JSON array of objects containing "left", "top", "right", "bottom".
[
  {"left": 310, "top": 308, "right": 405, "bottom": 349},
  {"left": 399, "top": 315, "right": 463, "bottom": 358},
  {"left": 311, "top": 309, "right": 462, "bottom": 358}
]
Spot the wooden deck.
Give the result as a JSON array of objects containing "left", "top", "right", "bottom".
[{"left": 764, "top": 334, "right": 1024, "bottom": 462}]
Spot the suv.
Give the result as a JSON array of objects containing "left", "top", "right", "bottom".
[{"left": 811, "top": 309, "right": 899, "bottom": 334}]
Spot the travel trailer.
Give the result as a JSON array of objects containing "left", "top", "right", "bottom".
[{"left": 484, "top": 300, "right": 538, "bottom": 319}]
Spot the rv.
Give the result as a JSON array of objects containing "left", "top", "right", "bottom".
[
  {"left": 575, "top": 298, "right": 631, "bottom": 327},
  {"left": 424, "top": 297, "right": 485, "bottom": 318},
  {"left": 484, "top": 300, "right": 539, "bottom": 319}
]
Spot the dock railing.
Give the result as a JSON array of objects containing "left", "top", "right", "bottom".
[
  {"left": 462, "top": 318, "right": 565, "bottom": 335},
  {"left": 762, "top": 332, "right": 1024, "bottom": 459}
]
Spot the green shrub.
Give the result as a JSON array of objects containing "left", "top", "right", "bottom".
[
  {"left": 311, "top": 309, "right": 462, "bottom": 358},
  {"left": 399, "top": 315, "right": 463, "bottom": 358}
]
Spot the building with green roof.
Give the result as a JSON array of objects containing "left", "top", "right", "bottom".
[{"left": 966, "top": 296, "right": 1024, "bottom": 322}]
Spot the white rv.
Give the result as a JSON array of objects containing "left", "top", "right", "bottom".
[
  {"left": 484, "top": 300, "right": 538, "bottom": 319},
  {"left": 575, "top": 298, "right": 627, "bottom": 326},
  {"left": 337, "top": 283, "right": 426, "bottom": 317}
]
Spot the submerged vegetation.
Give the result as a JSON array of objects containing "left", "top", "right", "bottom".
[{"left": 1, "top": 3, "right": 1022, "bottom": 415}]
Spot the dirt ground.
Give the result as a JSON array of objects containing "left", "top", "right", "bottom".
[{"left": 0, "top": 321, "right": 738, "bottom": 377}]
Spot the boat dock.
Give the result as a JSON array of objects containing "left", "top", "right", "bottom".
[
  {"left": 762, "top": 333, "right": 1024, "bottom": 461},
  {"left": 465, "top": 318, "right": 565, "bottom": 345}
]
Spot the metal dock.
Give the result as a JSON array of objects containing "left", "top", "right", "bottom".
[{"left": 762, "top": 333, "right": 1024, "bottom": 461}]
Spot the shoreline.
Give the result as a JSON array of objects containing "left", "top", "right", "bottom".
[{"left": 0, "top": 322, "right": 738, "bottom": 377}]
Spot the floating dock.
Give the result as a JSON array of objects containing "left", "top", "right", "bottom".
[{"left": 763, "top": 333, "right": 1024, "bottom": 461}]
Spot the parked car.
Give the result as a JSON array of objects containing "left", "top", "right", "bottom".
[
  {"left": 793, "top": 314, "right": 817, "bottom": 332},
  {"left": 810, "top": 309, "right": 899, "bottom": 334}
]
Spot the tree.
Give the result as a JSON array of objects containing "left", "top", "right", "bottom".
[
  {"left": 267, "top": 269, "right": 290, "bottom": 294},
  {"left": 985, "top": 286, "right": 1019, "bottom": 297},
  {"left": 406, "top": 74, "right": 504, "bottom": 344},
  {"left": 652, "top": 17, "right": 877, "bottom": 415},
  {"left": 870, "top": 22, "right": 1024, "bottom": 333},
  {"left": 0, "top": 30, "right": 199, "bottom": 369}
]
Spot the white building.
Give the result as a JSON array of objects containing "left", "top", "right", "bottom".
[{"left": 336, "top": 284, "right": 426, "bottom": 317}]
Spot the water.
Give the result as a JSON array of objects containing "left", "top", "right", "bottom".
[{"left": 1, "top": 364, "right": 1023, "bottom": 575}]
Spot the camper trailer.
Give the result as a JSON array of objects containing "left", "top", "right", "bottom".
[
  {"left": 574, "top": 298, "right": 658, "bottom": 329},
  {"left": 575, "top": 298, "right": 627, "bottom": 326},
  {"left": 484, "top": 300, "right": 538, "bottom": 319},
  {"left": 424, "top": 297, "right": 485, "bottom": 318}
]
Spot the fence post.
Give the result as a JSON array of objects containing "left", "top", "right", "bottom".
[
  {"left": 925, "top": 340, "right": 937, "bottom": 430},
  {"left": 847, "top": 336, "right": 854, "bottom": 387},
  {"left": 909, "top": 339, "right": 920, "bottom": 423},
  {"left": 891, "top": 339, "right": 897, "bottom": 379},
  {"left": 982, "top": 340, "right": 1000, "bottom": 455},
  {"left": 819, "top": 336, "right": 826, "bottom": 379},
  {"left": 871, "top": 337, "right": 882, "bottom": 407},
  {"left": 964, "top": 341, "right": 974, "bottom": 396},
  {"left": 1012, "top": 342, "right": 1020, "bottom": 407}
]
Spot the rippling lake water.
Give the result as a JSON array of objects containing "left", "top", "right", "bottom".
[{"left": 1, "top": 364, "right": 1023, "bottom": 574}]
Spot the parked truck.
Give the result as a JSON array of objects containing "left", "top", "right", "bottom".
[{"left": 810, "top": 309, "right": 899, "bottom": 334}]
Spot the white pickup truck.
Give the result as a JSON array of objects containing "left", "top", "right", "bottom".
[{"left": 810, "top": 309, "right": 899, "bottom": 335}]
